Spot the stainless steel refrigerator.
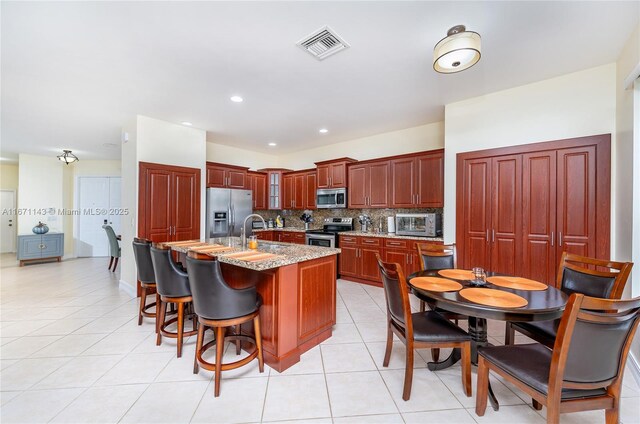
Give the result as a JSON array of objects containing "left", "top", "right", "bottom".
[{"left": 206, "top": 188, "right": 253, "bottom": 237}]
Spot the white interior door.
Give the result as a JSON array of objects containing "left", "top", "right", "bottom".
[
  {"left": 0, "top": 190, "right": 16, "bottom": 253},
  {"left": 77, "top": 177, "right": 110, "bottom": 257}
]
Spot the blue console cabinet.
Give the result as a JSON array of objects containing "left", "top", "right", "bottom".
[{"left": 17, "top": 233, "right": 64, "bottom": 266}]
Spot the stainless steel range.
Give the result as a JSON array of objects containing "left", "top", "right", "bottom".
[{"left": 305, "top": 217, "right": 354, "bottom": 248}]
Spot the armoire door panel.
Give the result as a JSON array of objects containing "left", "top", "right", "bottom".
[
  {"left": 172, "top": 171, "right": 200, "bottom": 241},
  {"left": 462, "top": 159, "right": 491, "bottom": 269},
  {"left": 522, "top": 151, "right": 556, "bottom": 283},
  {"left": 490, "top": 155, "right": 522, "bottom": 276},
  {"left": 146, "top": 169, "right": 172, "bottom": 242},
  {"left": 556, "top": 146, "right": 596, "bottom": 260}
]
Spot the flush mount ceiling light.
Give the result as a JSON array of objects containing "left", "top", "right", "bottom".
[
  {"left": 433, "top": 25, "right": 481, "bottom": 74},
  {"left": 230, "top": 96, "right": 243, "bottom": 103},
  {"left": 319, "top": 128, "right": 329, "bottom": 134},
  {"left": 57, "top": 150, "right": 79, "bottom": 165},
  {"left": 181, "top": 121, "right": 193, "bottom": 126},
  {"left": 268, "top": 142, "right": 277, "bottom": 147}
]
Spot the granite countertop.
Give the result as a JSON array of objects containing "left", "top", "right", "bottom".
[
  {"left": 341, "top": 231, "right": 444, "bottom": 242},
  {"left": 170, "top": 237, "right": 340, "bottom": 271},
  {"left": 253, "top": 227, "right": 313, "bottom": 233}
]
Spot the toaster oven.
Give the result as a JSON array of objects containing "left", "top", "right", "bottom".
[{"left": 395, "top": 213, "right": 442, "bottom": 237}]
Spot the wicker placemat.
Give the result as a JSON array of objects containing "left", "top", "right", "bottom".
[
  {"left": 459, "top": 288, "right": 528, "bottom": 308},
  {"left": 163, "top": 240, "right": 205, "bottom": 247},
  {"left": 486, "top": 276, "right": 548, "bottom": 291},
  {"left": 438, "top": 269, "right": 475, "bottom": 281},
  {"left": 410, "top": 277, "right": 463, "bottom": 292},
  {"left": 222, "top": 251, "right": 281, "bottom": 262},
  {"left": 189, "top": 245, "right": 233, "bottom": 254}
]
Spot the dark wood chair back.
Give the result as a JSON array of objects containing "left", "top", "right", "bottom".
[
  {"left": 416, "top": 243, "right": 457, "bottom": 271},
  {"left": 376, "top": 253, "right": 412, "bottom": 331},
  {"left": 552, "top": 294, "right": 640, "bottom": 394},
  {"left": 556, "top": 252, "right": 633, "bottom": 299}
]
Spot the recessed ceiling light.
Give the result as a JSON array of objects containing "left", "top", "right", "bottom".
[
  {"left": 268, "top": 142, "right": 277, "bottom": 147},
  {"left": 319, "top": 128, "right": 329, "bottom": 134},
  {"left": 181, "top": 121, "right": 192, "bottom": 126},
  {"left": 230, "top": 96, "right": 243, "bottom": 103}
]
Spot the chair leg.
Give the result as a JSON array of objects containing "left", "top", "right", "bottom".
[
  {"left": 419, "top": 300, "right": 426, "bottom": 312},
  {"left": 192, "top": 304, "right": 197, "bottom": 331},
  {"left": 253, "top": 315, "right": 264, "bottom": 373},
  {"left": 383, "top": 321, "right": 393, "bottom": 367},
  {"left": 461, "top": 343, "right": 472, "bottom": 397},
  {"left": 605, "top": 408, "right": 619, "bottom": 424},
  {"left": 505, "top": 322, "right": 515, "bottom": 345},
  {"left": 155, "top": 293, "right": 161, "bottom": 334},
  {"left": 194, "top": 319, "right": 204, "bottom": 374},
  {"left": 532, "top": 399, "right": 543, "bottom": 410},
  {"left": 156, "top": 299, "right": 166, "bottom": 346},
  {"left": 214, "top": 326, "right": 226, "bottom": 397},
  {"left": 108, "top": 256, "right": 114, "bottom": 270},
  {"left": 475, "top": 356, "right": 489, "bottom": 416},
  {"left": 138, "top": 286, "right": 147, "bottom": 325},
  {"left": 112, "top": 257, "right": 119, "bottom": 272},
  {"left": 402, "top": 340, "right": 414, "bottom": 401},
  {"left": 177, "top": 302, "right": 185, "bottom": 358},
  {"left": 235, "top": 324, "right": 242, "bottom": 355},
  {"left": 431, "top": 348, "right": 440, "bottom": 362}
]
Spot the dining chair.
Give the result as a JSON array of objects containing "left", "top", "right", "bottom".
[
  {"left": 416, "top": 242, "right": 467, "bottom": 361},
  {"left": 477, "top": 293, "right": 640, "bottom": 424},
  {"left": 505, "top": 252, "right": 633, "bottom": 347},
  {"left": 376, "top": 253, "right": 471, "bottom": 401},
  {"left": 102, "top": 224, "right": 121, "bottom": 272},
  {"left": 132, "top": 238, "right": 159, "bottom": 330},
  {"left": 150, "top": 244, "right": 198, "bottom": 357},
  {"left": 186, "top": 252, "right": 264, "bottom": 397}
]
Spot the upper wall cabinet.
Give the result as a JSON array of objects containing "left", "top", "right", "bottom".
[
  {"left": 390, "top": 150, "right": 444, "bottom": 208},
  {"left": 315, "top": 158, "right": 357, "bottom": 189},
  {"left": 348, "top": 160, "right": 391, "bottom": 208},
  {"left": 206, "top": 162, "right": 249, "bottom": 189},
  {"left": 247, "top": 171, "right": 267, "bottom": 210},
  {"left": 283, "top": 169, "right": 317, "bottom": 210}
]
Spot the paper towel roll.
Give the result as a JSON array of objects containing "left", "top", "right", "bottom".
[{"left": 387, "top": 216, "right": 396, "bottom": 234}]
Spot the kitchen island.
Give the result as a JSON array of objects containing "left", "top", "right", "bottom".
[{"left": 167, "top": 237, "right": 340, "bottom": 372}]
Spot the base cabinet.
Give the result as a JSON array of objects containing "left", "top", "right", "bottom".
[
  {"left": 18, "top": 233, "right": 64, "bottom": 266},
  {"left": 338, "top": 235, "right": 383, "bottom": 284}
]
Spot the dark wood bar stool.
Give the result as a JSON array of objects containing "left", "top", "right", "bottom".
[
  {"left": 150, "top": 244, "right": 197, "bottom": 358},
  {"left": 186, "top": 251, "right": 264, "bottom": 397},
  {"left": 132, "top": 238, "right": 159, "bottom": 330}
]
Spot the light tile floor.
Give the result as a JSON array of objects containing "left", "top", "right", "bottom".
[{"left": 1, "top": 255, "right": 639, "bottom": 423}]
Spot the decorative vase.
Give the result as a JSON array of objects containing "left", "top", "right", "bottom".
[{"left": 32, "top": 221, "right": 49, "bottom": 234}]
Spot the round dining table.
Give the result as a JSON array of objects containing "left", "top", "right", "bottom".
[{"left": 407, "top": 269, "right": 568, "bottom": 410}]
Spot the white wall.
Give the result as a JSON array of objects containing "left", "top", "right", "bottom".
[
  {"left": 278, "top": 122, "right": 444, "bottom": 170},
  {"left": 119, "top": 116, "right": 207, "bottom": 294},
  {"left": 0, "top": 164, "right": 19, "bottom": 191},
  {"left": 206, "top": 142, "right": 279, "bottom": 170},
  {"left": 443, "top": 64, "right": 617, "bottom": 246},
  {"left": 17, "top": 154, "right": 64, "bottom": 234}
]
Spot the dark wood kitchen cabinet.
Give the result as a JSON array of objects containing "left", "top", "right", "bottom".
[
  {"left": 347, "top": 160, "right": 390, "bottom": 208},
  {"left": 390, "top": 150, "right": 444, "bottom": 208},
  {"left": 315, "top": 158, "right": 357, "bottom": 188},
  {"left": 283, "top": 169, "right": 316, "bottom": 210},
  {"left": 456, "top": 134, "right": 610, "bottom": 285},
  {"left": 257, "top": 168, "right": 292, "bottom": 210},
  {"left": 338, "top": 235, "right": 383, "bottom": 285},
  {"left": 247, "top": 171, "right": 267, "bottom": 210},
  {"left": 138, "top": 162, "right": 201, "bottom": 243},
  {"left": 206, "top": 162, "right": 248, "bottom": 189}
]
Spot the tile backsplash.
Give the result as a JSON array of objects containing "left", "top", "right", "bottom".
[{"left": 254, "top": 208, "right": 443, "bottom": 233}]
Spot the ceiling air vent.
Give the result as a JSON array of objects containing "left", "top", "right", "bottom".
[{"left": 297, "top": 26, "right": 350, "bottom": 60}]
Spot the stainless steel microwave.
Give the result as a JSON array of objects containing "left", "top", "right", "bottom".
[
  {"left": 396, "top": 213, "right": 442, "bottom": 237},
  {"left": 316, "top": 188, "right": 347, "bottom": 209}
]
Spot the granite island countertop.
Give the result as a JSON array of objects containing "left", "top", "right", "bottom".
[
  {"left": 169, "top": 237, "right": 340, "bottom": 271},
  {"left": 253, "top": 227, "right": 312, "bottom": 233}
]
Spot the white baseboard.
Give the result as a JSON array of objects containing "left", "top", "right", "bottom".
[
  {"left": 628, "top": 351, "right": 640, "bottom": 387},
  {"left": 118, "top": 279, "right": 136, "bottom": 298},
  {"left": 62, "top": 254, "right": 77, "bottom": 261}
]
